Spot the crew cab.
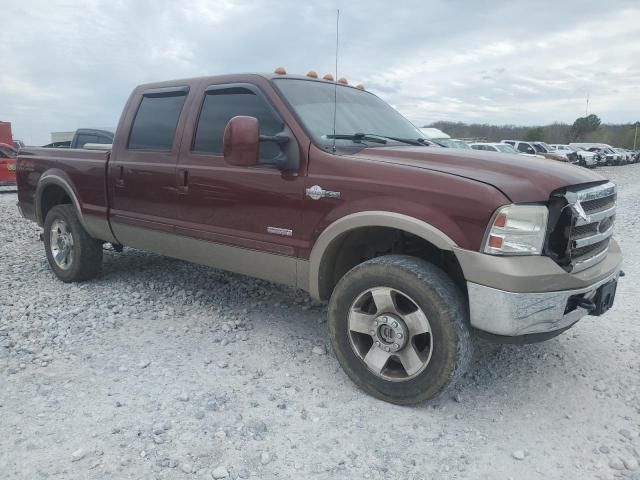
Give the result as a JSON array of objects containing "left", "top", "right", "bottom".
[
  {"left": 0, "top": 143, "right": 17, "bottom": 186},
  {"left": 16, "top": 71, "right": 622, "bottom": 404}
]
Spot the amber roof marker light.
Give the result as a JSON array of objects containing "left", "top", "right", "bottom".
[
  {"left": 274, "top": 67, "right": 287, "bottom": 75},
  {"left": 306, "top": 70, "right": 318, "bottom": 78}
]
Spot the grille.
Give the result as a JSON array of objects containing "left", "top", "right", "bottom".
[
  {"left": 581, "top": 195, "right": 616, "bottom": 213},
  {"left": 571, "top": 223, "right": 599, "bottom": 239},
  {"left": 547, "top": 182, "right": 616, "bottom": 272},
  {"left": 571, "top": 238, "right": 610, "bottom": 262}
]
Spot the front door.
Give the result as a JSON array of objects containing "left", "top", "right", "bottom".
[{"left": 174, "top": 82, "right": 306, "bottom": 279}]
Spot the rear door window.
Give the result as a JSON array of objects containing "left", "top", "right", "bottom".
[{"left": 128, "top": 91, "right": 188, "bottom": 150}]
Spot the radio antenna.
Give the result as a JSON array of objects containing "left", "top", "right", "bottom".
[{"left": 331, "top": 9, "right": 340, "bottom": 153}]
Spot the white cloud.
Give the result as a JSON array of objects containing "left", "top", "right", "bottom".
[{"left": 0, "top": 0, "right": 638, "bottom": 144}]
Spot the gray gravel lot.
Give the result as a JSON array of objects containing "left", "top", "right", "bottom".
[{"left": 1, "top": 165, "right": 639, "bottom": 480}]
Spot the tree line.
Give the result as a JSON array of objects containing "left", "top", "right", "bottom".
[{"left": 428, "top": 115, "right": 640, "bottom": 149}]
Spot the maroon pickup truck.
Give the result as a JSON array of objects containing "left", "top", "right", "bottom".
[{"left": 16, "top": 71, "right": 622, "bottom": 404}]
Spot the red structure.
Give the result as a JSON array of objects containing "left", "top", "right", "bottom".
[{"left": 0, "top": 122, "right": 13, "bottom": 145}]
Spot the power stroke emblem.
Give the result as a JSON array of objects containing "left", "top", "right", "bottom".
[{"left": 305, "top": 185, "right": 341, "bottom": 201}]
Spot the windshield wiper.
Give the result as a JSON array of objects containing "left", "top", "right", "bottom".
[
  {"left": 326, "top": 133, "right": 431, "bottom": 146},
  {"left": 326, "top": 133, "right": 388, "bottom": 144},
  {"left": 363, "top": 134, "right": 429, "bottom": 146}
]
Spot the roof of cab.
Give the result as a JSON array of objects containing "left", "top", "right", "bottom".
[{"left": 134, "top": 72, "right": 366, "bottom": 92}]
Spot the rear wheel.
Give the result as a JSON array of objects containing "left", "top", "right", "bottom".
[
  {"left": 43, "top": 204, "right": 103, "bottom": 282},
  {"left": 328, "top": 255, "right": 472, "bottom": 404}
]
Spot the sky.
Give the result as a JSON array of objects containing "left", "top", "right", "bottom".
[{"left": 1, "top": 0, "right": 639, "bottom": 145}]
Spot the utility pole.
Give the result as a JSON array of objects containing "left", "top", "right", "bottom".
[
  {"left": 585, "top": 92, "right": 589, "bottom": 116},
  {"left": 634, "top": 122, "right": 639, "bottom": 150}
]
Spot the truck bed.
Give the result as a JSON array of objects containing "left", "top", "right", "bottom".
[{"left": 17, "top": 147, "right": 111, "bottom": 238}]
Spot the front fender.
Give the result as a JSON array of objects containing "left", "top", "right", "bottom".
[{"left": 306, "top": 210, "right": 458, "bottom": 299}]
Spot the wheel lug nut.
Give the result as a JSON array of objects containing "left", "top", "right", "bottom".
[
  {"left": 370, "top": 330, "right": 375, "bottom": 335},
  {"left": 392, "top": 322, "right": 398, "bottom": 328},
  {"left": 397, "top": 333, "right": 402, "bottom": 338},
  {"left": 385, "top": 347, "right": 390, "bottom": 352},
  {"left": 375, "top": 341, "right": 380, "bottom": 347},
  {"left": 393, "top": 344, "right": 399, "bottom": 349}
]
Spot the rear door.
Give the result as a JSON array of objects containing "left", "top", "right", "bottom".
[
  {"left": 174, "top": 82, "right": 306, "bottom": 260},
  {"left": 108, "top": 86, "right": 190, "bottom": 243}
]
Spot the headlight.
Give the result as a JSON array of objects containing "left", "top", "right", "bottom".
[{"left": 482, "top": 205, "right": 548, "bottom": 255}]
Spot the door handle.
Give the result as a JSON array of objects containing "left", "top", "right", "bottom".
[
  {"left": 115, "top": 165, "right": 124, "bottom": 188},
  {"left": 178, "top": 168, "right": 189, "bottom": 193}
]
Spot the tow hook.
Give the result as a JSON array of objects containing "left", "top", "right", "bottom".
[
  {"left": 619, "top": 270, "right": 625, "bottom": 277},
  {"left": 575, "top": 297, "right": 596, "bottom": 312}
]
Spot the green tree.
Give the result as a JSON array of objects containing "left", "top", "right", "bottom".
[
  {"left": 570, "top": 114, "right": 601, "bottom": 141},
  {"left": 525, "top": 127, "right": 545, "bottom": 141}
]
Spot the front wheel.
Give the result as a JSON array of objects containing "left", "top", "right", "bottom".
[
  {"left": 328, "top": 255, "right": 472, "bottom": 404},
  {"left": 43, "top": 204, "right": 103, "bottom": 282}
]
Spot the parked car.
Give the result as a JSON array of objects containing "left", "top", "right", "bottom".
[
  {"left": 43, "top": 128, "right": 115, "bottom": 149},
  {"left": 550, "top": 144, "right": 598, "bottom": 168},
  {"left": 569, "top": 143, "right": 621, "bottom": 165},
  {"left": 531, "top": 142, "right": 576, "bottom": 163},
  {"left": 70, "top": 128, "right": 114, "bottom": 149},
  {"left": 500, "top": 140, "right": 555, "bottom": 161},
  {"left": 471, "top": 142, "right": 520, "bottom": 154},
  {"left": 614, "top": 148, "right": 632, "bottom": 164},
  {"left": 431, "top": 138, "right": 471, "bottom": 149},
  {"left": 42, "top": 141, "right": 72, "bottom": 148},
  {"left": 17, "top": 70, "right": 622, "bottom": 404},
  {"left": 417, "top": 128, "right": 470, "bottom": 149},
  {"left": 0, "top": 143, "right": 17, "bottom": 186},
  {"left": 471, "top": 142, "right": 508, "bottom": 153}
]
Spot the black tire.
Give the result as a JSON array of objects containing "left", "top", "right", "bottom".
[
  {"left": 43, "top": 204, "right": 103, "bottom": 282},
  {"left": 328, "top": 255, "right": 472, "bottom": 405}
]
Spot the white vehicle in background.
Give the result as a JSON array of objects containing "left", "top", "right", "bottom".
[
  {"left": 569, "top": 143, "right": 621, "bottom": 165},
  {"left": 614, "top": 148, "right": 632, "bottom": 164},
  {"left": 471, "top": 142, "right": 521, "bottom": 154},
  {"left": 550, "top": 144, "right": 598, "bottom": 168},
  {"left": 419, "top": 127, "right": 471, "bottom": 149},
  {"left": 500, "top": 140, "right": 553, "bottom": 160}
]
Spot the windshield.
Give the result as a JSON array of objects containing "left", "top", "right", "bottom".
[
  {"left": 274, "top": 79, "right": 424, "bottom": 149},
  {"left": 495, "top": 144, "right": 517, "bottom": 153}
]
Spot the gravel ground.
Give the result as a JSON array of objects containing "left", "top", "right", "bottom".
[{"left": 1, "top": 165, "right": 639, "bottom": 480}]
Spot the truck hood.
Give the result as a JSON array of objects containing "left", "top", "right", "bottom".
[{"left": 355, "top": 146, "right": 605, "bottom": 203}]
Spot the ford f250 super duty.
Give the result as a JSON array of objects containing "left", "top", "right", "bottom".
[{"left": 16, "top": 70, "right": 622, "bottom": 404}]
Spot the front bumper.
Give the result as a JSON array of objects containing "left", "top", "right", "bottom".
[
  {"left": 467, "top": 269, "right": 619, "bottom": 336},
  {"left": 454, "top": 240, "right": 622, "bottom": 337}
]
